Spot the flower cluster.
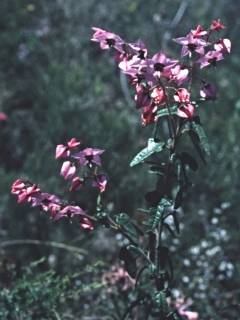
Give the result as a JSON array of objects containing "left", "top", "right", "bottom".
[
  {"left": 92, "top": 19, "right": 230, "bottom": 125},
  {"left": 11, "top": 179, "right": 94, "bottom": 230},
  {"left": 56, "top": 138, "right": 107, "bottom": 193},
  {"left": 11, "top": 138, "right": 107, "bottom": 230}
]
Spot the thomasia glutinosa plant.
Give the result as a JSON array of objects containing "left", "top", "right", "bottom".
[{"left": 12, "top": 20, "right": 231, "bottom": 319}]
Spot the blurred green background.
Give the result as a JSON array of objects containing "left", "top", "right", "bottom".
[{"left": 0, "top": 0, "right": 239, "bottom": 319}]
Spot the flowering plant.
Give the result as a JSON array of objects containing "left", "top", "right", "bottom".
[{"left": 12, "top": 20, "right": 230, "bottom": 319}]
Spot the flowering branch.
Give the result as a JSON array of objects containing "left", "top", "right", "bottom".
[{"left": 11, "top": 19, "right": 231, "bottom": 320}]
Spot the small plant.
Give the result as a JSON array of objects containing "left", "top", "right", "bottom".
[{"left": 11, "top": 20, "right": 231, "bottom": 319}]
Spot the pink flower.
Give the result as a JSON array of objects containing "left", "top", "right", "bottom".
[
  {"left": 92, "top": 174, "right": 107, "bottom": 193},
  {"left": 70, "top": 177, "right": 84, "bottom": 192},
  {"left": 174, "top": 33, "right": 208, "bottom": 57},
  {"left": 67, "top": 138, "right": 81, "bottom": 148},
  {"left": 210, "top": 19, "right": 225, "bottom": 31},
  {"left": 91, "top": 27, "right": 124, "bottom": 51},
  {"left": 150, "top": 86, "right": 166, "bottom": 105},
  {"left": 55, "top": 138, "right": 81, "bottom": 159},
  {"left": 169, "top": 65, "right": 189, "bottom": 85},
  {"left": 191, "top": 25, "right": 207, "bottom": 38},
  {"left": 53, "top": 205, "right": 85, "bottom": 221},
  {"left": 11, "top": 179, "right": 26, "bottom": 195},
  {"left": 180, "top": 310, "right": 199, "bottom": 320},
  {"left": 55, "top": 144, "right": 69, "bottom": 159},
  {"left": 73, "top": 148, "right": 105, "bottom": 166},
  {"left": 177, "top": 103, "right": 195, "bottom": 118},
  {"left": 214, "top": 38, "right": 231, "bottom": 54},
  {"left": 197, "top": 50, "right": 224, "bottom": 68},
  {"left": 149, "top": 52, "right": 178, "bottom": 78},
  {"left": 60, "top": 161, "right": 76, "bottom": 180},
  {"left": 175, "top": 298, "right": 199, "bottom": 320},
  {"left": 174, "top": 88, "right": 191, "bottom": 103}
]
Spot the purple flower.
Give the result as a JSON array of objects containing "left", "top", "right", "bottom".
[
  {"left": 197, "top": 50, "right": 224, "bottom": 69},
  {"left": 92, "top": 174, "right": 107, "bottom": 193},
  {"left": 148, "top": 52, "right": 178, "bottom": 78},
  {"left": 91, "top": 27, "right": 124, "bottom": 51},
  {"left": 53, "top": 205, "right": 85, "bottom": 221},
  {"left": 73, "top": 148, "right": 105, "bottom": 166},
  {"left": 200, "top": 83, "right": 217, "bottom": 100},
  {"left": 174, "top": 33, "right": 208, "bottom": 57}
]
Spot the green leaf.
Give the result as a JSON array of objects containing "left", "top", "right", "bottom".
[
  {"left": 191, "top": 122, "right": 210, "bottom": 156},
  {"left": 152, "top": 291, "right": 169, "bottom": 317},
  {"left": 156, "top": 105, "right": 178, "bottom": 118},
  {"left": 130, "top": 138, "right": 165, "bottom": 167},
  {"left": 115, "top": 213, "right": 138, "bottom": 238},
  {"left": 149, "top": 198, "right": 172, "bottom": 230}
]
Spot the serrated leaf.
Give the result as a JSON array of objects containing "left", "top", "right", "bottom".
[
  {"left": 191, "top": 122, "right": 210, "bottom": 156},
  {"left": 156, "top": 105, "right": 178, "bottom": 118},
  {"left": 130, "top": 138, "right": 165, "bottom": 167}
]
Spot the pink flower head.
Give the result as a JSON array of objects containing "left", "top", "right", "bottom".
[
  {"left": 70, "top": 176, "right": 84, "bottom": 192},
  {"left": 55, "top": 144, "right": 69, "bottom": 159},
  {"left": 67, "top": 138, "right": 81, "bottom": 148},
  {"left": 79, "top": 216, "right": 94, "bottom": 230},
  {"left": 214, "top": 38, "right": 231, "bottom": 54},
  {"left": 174, "top": 88, "right": 191, "bottom": 103},
  {"left": 150, "top": 52, "right": 178, "bottom": 78},
  {"left": 197, "top": 50, "right": 224, "bottom": 69},
  {"left": 177, "top": 103, "right": 195, "bottom": 118},
  {"left": 169, "top": 64, "right": 189, "bottom": 85},
  {"left": 174, "top": 33, "right": 208, "bottom": 57},
  {"left": 128, "top": 39, "right": 148, "bottom": 60},
  {"left": 150, "top": 86, "right": 166, "bottom": 105},
  {"left": 91, "top": 27, "right": 124, "bottom": 51},
  {"left": 73, "top": 148, "right": 105, "bottom": 167},
  {"left": 53, "top": 205, "right": 85, "bottom": 221},
  {"left": 191, "top": 25, "right": 207, "bottom": 38},
  {"left": 210, "top": 19, "right": 225, "bottom": 31},
  {"left": 200, "top": 83, "right": 217, "bottom": 100},
  {"left": 0, "top": 112, "right": 8, "bottom": 121},
  {"left": 60, "top": 161, "right": 76, "bottom": 180},
  {"left": 55, "top": 138, "right": 81, "bottom": 159},
  {"left": 92, "top": 174, "right": 107, "bottom": 193},
  {"left": 11, "top": 179, "right": 26, "bottom": 195}
]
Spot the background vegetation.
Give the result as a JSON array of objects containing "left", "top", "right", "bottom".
[{"left": 0, "top": 0, "right": 239, "bottom": 318}]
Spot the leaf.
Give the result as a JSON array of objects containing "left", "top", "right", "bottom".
[
  {"left": 130, "top": 138, "right": 165, "bottom": 167},
  {"left": 188, "top": 130, "right": 207, "bottom": 165},
  {"left": 180, "top": 152, "right": 198, "bottom": 171},
  {"left": 115, "top": 213, "right": 138, "bottom": 238},
  {"left": 191, "top": 122, "right": 210, "bottom": 156},
  {"left": 153, "top": 291, "right": 169, "bottom": 317},
  {"left": 156, "top": 105, "right": 178, "bottom": 118},
  {"left": 149, "top": 198, "right": 172, "bottom": 230}
]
